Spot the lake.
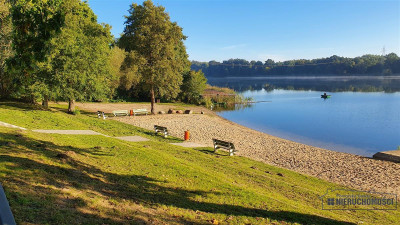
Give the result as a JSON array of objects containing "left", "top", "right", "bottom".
[{"left": 209, "top": 76, "right": 400, "bottom": 157}]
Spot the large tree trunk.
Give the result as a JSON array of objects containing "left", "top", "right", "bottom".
[
  {"left": 42, "top": 95, "right": 49, "bottom": 109},
  {"left": 68, "top": 99, "right": 75, "bottom": 114},
  {"left": 150, "top": 86, "right": 155, "bottom": 114}
]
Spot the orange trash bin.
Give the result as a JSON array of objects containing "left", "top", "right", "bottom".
[
  {"left": 130, "top": 109, "right": 133, "bottom": 116},
  {"left": 184, "top": 130, "right": 190, "bottom": 141}
]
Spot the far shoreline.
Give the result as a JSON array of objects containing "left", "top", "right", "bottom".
[{"left": 207, "top": 74, "right": 400, "bottom": 79}]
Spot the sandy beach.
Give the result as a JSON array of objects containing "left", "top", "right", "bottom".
[{"left": 75, "top": 102, "right": 400, "bottom": 196}]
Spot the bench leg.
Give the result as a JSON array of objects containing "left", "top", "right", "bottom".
[
  {"left": 229, "top": 149, "right": 234, "bottom": 156},
  {"left": 164, "top": 132, "right": 168, "bottom": 138},
  {"left": 213, "top": 145, "right": 217, "bottom": 152}
]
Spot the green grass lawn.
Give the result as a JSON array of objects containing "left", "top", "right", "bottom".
[{"left": 0, "top": 102, "right": 399, "bottom": 224}]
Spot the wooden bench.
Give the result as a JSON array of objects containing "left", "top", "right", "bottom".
[
  {"left": 112, "top": 110, "right": 129, "bottom": 116},
  {"left": 97, "top": 111, "right": 107, "bottom": 119},
  {"left": 154, "top": 125, "right": 168, "bottom": 138},
  {"left": 212, "top": 139, "right": 237, "bottom": 156},
  {"left": 133, "top": 109, "right": 149, "bottom": 116}
]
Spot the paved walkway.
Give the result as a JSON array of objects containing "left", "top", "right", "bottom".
[
  {"left": 0, "top": 121, "right": 26, "bottom": 130},
  {"left": 115, "top": 136, "right": 149, "bottom": 142},
  {"left": 171, "top": 142, "right": 208, "bottom": 148},
  {"left": 1, "top": 121, "right": 207, "bottom": 148}
]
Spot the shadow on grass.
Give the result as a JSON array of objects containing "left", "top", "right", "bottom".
[
  {"left": 0, "top": 101, "right": 49, "bottom": 111},
  {"left": 195, "top": 147, "right": 233, "bottom": 157},
  {"left": 50, "top": 106, "right": 101, "bottom": 117},
  {"left": 0, "top": 131, "right": 355, "bottom": 225}
]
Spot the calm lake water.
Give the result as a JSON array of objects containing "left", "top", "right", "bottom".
[{"left": 210, "top": 77, "right": 400, "bottom": 157}]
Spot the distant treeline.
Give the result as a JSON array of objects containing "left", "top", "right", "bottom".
[
  {"left": 207, "top": 77, "right": 400, "bottom": 93},
  {"left": 191, "top": 54, "right": 400, "bottom": 77}
]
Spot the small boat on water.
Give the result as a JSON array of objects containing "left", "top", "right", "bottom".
[{"left": 321, "top": 93, "right": 331, "bottom": 99}]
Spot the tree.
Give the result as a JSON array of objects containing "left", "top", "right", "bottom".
[
  {"left": 264, "top": 59, "right": 275, "bottom": 67},
  {"left": 120, "top": 0, "right": 189, "bottom": 114},
  {"left": 9, "top": 0, "right": 64, "bottom": 103},
  {"left": 180, "top": 70, "right": 207, "bottom": 104},
  {"left": 0, "top": 0, "right": 13, "bottom": 98},
  {"left": 109, "top": 46, "right": 127, "bottom": 98},
  {"left": 118, "top": 50, "right": 144, "bottom": 99},
  {"left": 47, "top": 0, "right": 113, "bottom": 113}
]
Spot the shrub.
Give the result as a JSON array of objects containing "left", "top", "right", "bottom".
[
  {"left": 201, "top": 96, "right": 213, "bottom": 108},
  {"left": 180, "top": 70, "right": 207, "bottom": 104}
]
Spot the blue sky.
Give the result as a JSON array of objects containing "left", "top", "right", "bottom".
[{"left": 88, "top": 0, "right": 400, "bottom": 62}]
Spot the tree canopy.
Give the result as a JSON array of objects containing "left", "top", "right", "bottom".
[
  {"left": 119, "top": 0, "right": 190, "bottom": 113},
  {"left": 8, "top": 0, "right": 64, "bottom": 102},
  {"left": 0, "top": 0, "right": 13, "bottom": 98},
  {"left": 46, "top": 0, "right": 114, "bottom": 112}
]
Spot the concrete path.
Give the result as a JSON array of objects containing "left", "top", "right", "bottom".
[
  {"left": 32, "top": 130, "right": 103, "bottom": 135},
  {"left": 1, "top": 120, "right": 208, "bottom": 149},
  {"left": 115, "top": 136, "right": 149, "bottom": 142},
  {"left": 0, "top": 121, "right": 26, "bottom": 130},
  {"left": 170, "top": 142, "right": 208, "bottom": 148}
]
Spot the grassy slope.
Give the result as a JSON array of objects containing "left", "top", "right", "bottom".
[{"left": 0, "top": 102, "right": 399, "bottom": 225}]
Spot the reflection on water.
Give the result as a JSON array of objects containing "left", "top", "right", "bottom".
[
  {"left": 212, "top": 102, "right": 254, "bottom": 112},
  {"left": 212, "top": 77, "right": 400, "bottom": 157},
  {"left": 208, "top": 76, "right": 400, "bottom": 93}
]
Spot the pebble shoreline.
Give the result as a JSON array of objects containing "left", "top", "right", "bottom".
[{"left": 74, "top": 102, "right": 400, "bottom": 196}]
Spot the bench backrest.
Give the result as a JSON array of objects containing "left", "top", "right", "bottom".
[
  {"left": 213, "top": 139, "right": 235, "bottom": 149},
  {"left": 154, "top": 125, "right": 167, "bottom": 131},
  {"left": 113, "top": 110, "right": 129, "bottom": 113},
  {"left": 134, "top": 109, "right": 148, "bottom": 112}
]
